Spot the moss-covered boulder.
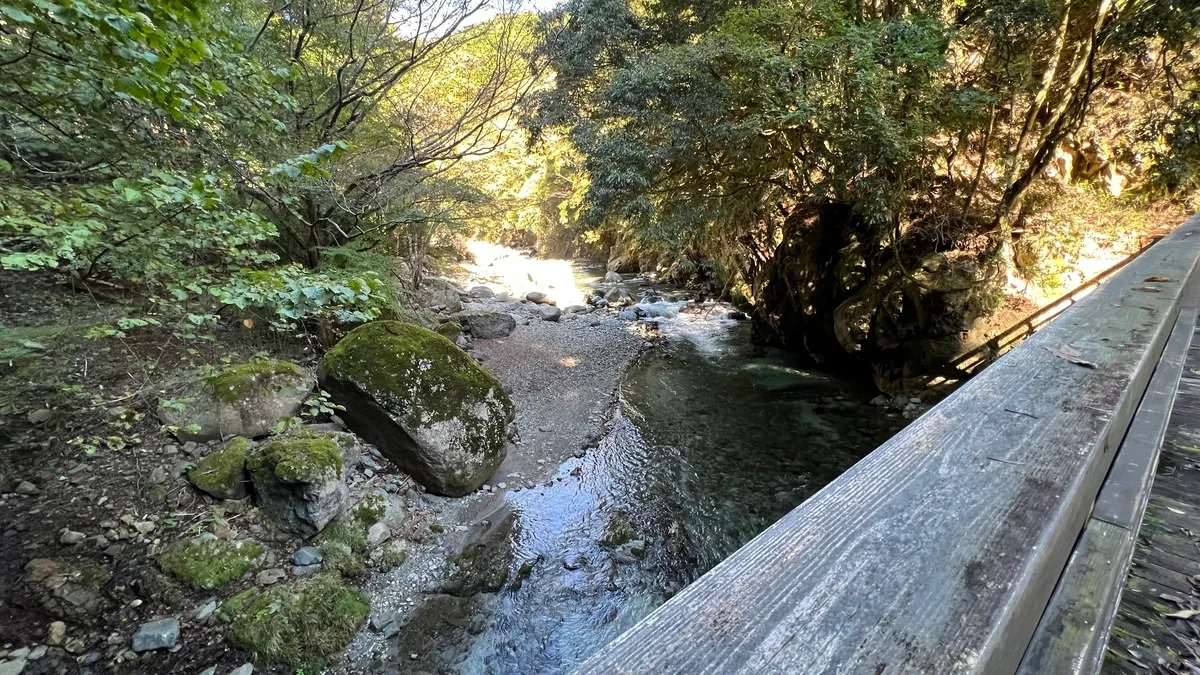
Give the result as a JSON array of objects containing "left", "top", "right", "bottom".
[
  {"left": 159, "top": 536, "right": 265, "bottom": 590},
  {"left": 247, "top": 432, "right": 351, "bottom": 535},
  {"left": 221, "top": 574, "right": 369, "bottom": 669},
  {"left": 188, "top": 437, "right": 252, "bottom": 499},
  {"left": 157, "top": 360, "right": 315, "bottom": 442},
  {"left": 319, "top": 321, "right": 513, "bottom": 496}
]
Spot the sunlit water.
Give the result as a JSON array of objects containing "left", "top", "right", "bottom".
[{"left": 421, "top": 265, "right": 907, "bottom": 674}]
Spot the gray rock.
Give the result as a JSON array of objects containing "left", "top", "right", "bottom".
[
  {"left": 537, "top": 305, "right": 562, "bottom": 322},
  {"left": 230, "top": 664, "right": 254, "bottom": 675},
  {"left": 468, "top": 286, "right": 495, "bottom": 299},
  {"left": 131, "top": 618, "right": 179, "bottom": 652},
  {"left": 8, "top": 648, "right": 29, "bottom": 660},
  {"left": 367, "top": 522, "right": 390, "bottom": 547},
  {"left": 604, "top": 271, "right": 623, "bottom": 282},
  {"left": 525, "top": 291, "right": 554, "bottom": 305},
  {"left": 198, "top": 668, "right": 216, "bottom": 675},
  {"left": 194, "top": 599, "right": 218, "bottom": 621},
  {"left": 618, "top": 307, "right": 643, "bottom": 321},
  {"left": 455, "top": 310, "right": 516, "bottom": 339},
  {"left": 27, "top": 408, "right": 53, "bottom": 424},
  {"left": 420, "top": 278, "right": 463, "bottom": 313},
  {"left": 293, "top": 546, "right": 323, "bottom": 566},
  {"left": 604, "top": 287, "right": 635, "bottom": 306},
  {"left": 291, "top": 564, "right": 320, "bottom": 577},
  {"left": 59, "top": 530, "right": 85, "bottom": 545},
  {"left": 14, "top": 480, "right": 37, "bottom": 495},
  {"left": 156, "top": 361, "right": 314, "bottom": 442},
  {"left": 27, "top": 646, "right": 45, "bottom": 660},
  {"left": 148, "top": 465, "right": 168, "bottom": 485},
  {"left": 0, "top": 658, "right": 25, "bottom": 675},
  {"left": 255, "top": 568, "right": 286, "bottom": 586},
  {"left": 563, "top": 305, "right": 589, "bottom": 314},
  {"left": 320, "top": 322, "right": 513, "bottom": 497},
  {"left": 246, "top": 432, "right": 355, "bottom": 536}
]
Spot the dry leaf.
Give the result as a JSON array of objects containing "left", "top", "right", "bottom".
[
  {"left": 242, "top": 319, "right": 255, "bottom": 329},
  {"left": 1164, "top": 609, "right": 1200, "bottom": 619},
  {"left": 1145, "top": 275, "right": 1172, "bottom": 282},
  {"left": 1133, "top": 286, "right": 1162, "bottom": 292},
  {"left": 1046, "top": 344, "right": 1098, "bottom": 369}
]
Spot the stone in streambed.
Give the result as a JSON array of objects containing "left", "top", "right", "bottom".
[
  {"left": 537, "top": 305, "right": 562, "bottom": 322},
  {"left": 455, "top": 310, "right": 516, "bottom": 339},
  {"left": 320, "top": 322, "right": 513, "bottom": 497},
  {"left": 156, "top": 361, "right": 314, "bottom": 442}
]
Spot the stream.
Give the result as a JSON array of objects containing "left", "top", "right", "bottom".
[{"left": 390, "top": 264, "right": 910, "bottom": 674}]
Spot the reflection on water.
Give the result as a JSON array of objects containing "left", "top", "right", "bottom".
[{"left": 442, "top": 319, "right": 907, "bottom": 674}]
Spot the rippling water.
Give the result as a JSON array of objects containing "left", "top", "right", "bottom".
[{"left": 441, "top": 304, "right": 908, "bottom": 674}]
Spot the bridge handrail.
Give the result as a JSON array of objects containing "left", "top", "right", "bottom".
[{"left": 574, "top": 216, "right": 1200, "bottom": 675}]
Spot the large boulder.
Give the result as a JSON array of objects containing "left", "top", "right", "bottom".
[
  {"left": 246, "top": 431, "right": 356, "bottom": 535},
  {"left": 455, "top": 310, "right": 516, "bottom": 339},
  {"left": 319, "top": 321, "right": 513, "bottom": 496},
  {"left": 157, "top": 361, "right": 314, "bottom": 442}
]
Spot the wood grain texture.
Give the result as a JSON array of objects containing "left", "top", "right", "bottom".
[
  {"left": 574, "top": 217, "right": 1200, "bottom": 675},
  {"left": 1016, "top": 307, "right": 1196, "bottom": 675}
]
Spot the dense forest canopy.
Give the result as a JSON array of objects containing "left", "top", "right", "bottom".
[{"left": 2, "top": 0, "right": 1200, "bottom": 385}]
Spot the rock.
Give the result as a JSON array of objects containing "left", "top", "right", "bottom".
[
  {"left": 156, "top": 361, "right": 315, "bottom": 442},
  {"left": 524, "top": 291, "right": 554, "bottom": 305},
  {"left": 468, "top": 286, "right": 495, "bottom": 299},
  {"left": 63, "top": 638, "right": 84, "bottom": 654},
  {"left": 420, "top": 278, "right": 463, "bottom": 313},
  {"left": 603, "top": 271, "right": 622, "bottom": 282},
  {"left": 870, "top": 394, "right": 890, "bottom": 406},
  {"left": 455, "top": 310, "right": 516, "bottom": 339},
  {"left": 245, "top": 432, "right": 353, "bottom": 536},
  {"left": 47, "top": 621, "right": 66, "bottom": 645},
  {"left": 255, "top": 568, "right": 286, "bottom": 586},
  {"left": 563, "top": 305, "right": 588, "bottom": 314},
  {"left": 293, "top": 546, "right": 323, "bottom": 566},
  {"left": 0, "top": 660, "right": 25, "bottom": 675},
  {"left": 187, "top": 437, "right": 251, "bottom": 500},
  {"left": 230, "top": 664, "right": 254, "bottom": 675},
  {"left": 537, "top": 305, "right": 562, "bottom": 322},
  {"left": 434, "top": 321, "right": 461, "bottom": 342},
  {"left": 367, "top": 522, "right": 390, "bottom": 547},
  {"left": 618, "top": 307, "right": 643, "bottom": 321},
  {"left": 320, "top": 322, "right": 514, "bottom": 496},
  {"left": 148, "top": 465, "right": 168, "bottom": 485},
  {"left": 198, "top": 668, "right": 216, "bottom": 675},
  {"left": 9, "top": 648, "right": 29, "bottom": 660},
  {"left": 354, "top": 489, "right": 407, "bottom": 529},
  {"left": 194, "top": 600, "right": 218, "bottom": 621},
  {"left": 159, "top": 537, "right": 265, "bottom": 590},
  {"left": 131, "top": 618, "right": 179, "bottom": 652},
  {"left": 291, "top": 564, "right": 321, "bottom": 576},
  {"left": 26, "top": 647, "right": 45, "bottom": 661},
  {"left": 604, "top": 287, "right": 635, "bottom": 306},
  {"left": 14, "top": 481, "right": 37, "bottom": 495},
  {"left": 133, "top": 521, "right": 155, "bottom": 534},
  {"left": 27, "top": 408, "right": 53, "bottom": 424},
  {"left": 59, "top": 530, "right": 85, "bottom": 545}
]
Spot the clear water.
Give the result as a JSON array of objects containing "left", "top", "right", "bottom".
[{"left": 403, "top": 268, "right": 908, "bottom": 674}]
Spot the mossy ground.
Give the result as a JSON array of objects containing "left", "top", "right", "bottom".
[
  {"left": 159, "top": 537, "right": 265, "bottom": 590},
  {"left": 376, "top": 542, "right": 408, "bottom": 570},
  {"left": 247, "top": 435, "right": 342, "bottom": 483},
  {"left": 222, "top": 574, "right": 370, "bottom": 669},
  {"left": 188, "top": 437, "right": 251, "bottom": 497},
  {"left": 204, "top": 360, "right": 305, "bottom": 403}
]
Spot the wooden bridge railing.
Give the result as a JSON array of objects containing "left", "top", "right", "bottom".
[{"left": 575, "top": 216, "right": 1200, "bottom": 675}]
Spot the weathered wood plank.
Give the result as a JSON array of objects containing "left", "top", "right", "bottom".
[
  {"left": 1015, "top": 307, "right": 1195, "bottom": 674},
  {"left": 574, "top": 217, "right": 1200, "bottom": 675}
]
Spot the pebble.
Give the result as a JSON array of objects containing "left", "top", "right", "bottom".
[
  {"left": 292, "top": 565, "right": 321, "bottom": 577},
  {"left": 292, "top": 546, "right": 323, "bottom": 566},
  {"left": 131, "top": 618, "right": 179, "bottom": 652},
  {"left": 133, "top": 521, "right": 155, "bottom": 535},
  {"left": 0, "top": 659, "right": 24, "bottom": 675},
  {"left": 59, "top": 530, "right": 85, "bottom": 545},
  {"left": 229, "top": 664, "right": 253, "bottom": 675},
  {"left": 194, "top": 600, "right": 218, "bottom": 621},
  {"left": 63, "top": 638, "right": 85, "bottom": 655},
  {"left": 80, "top": 652, "right": 102, "bottom": 666},
  {"left": 367, "top": 522, "right": 390, "bottom": 546},
  {"left": 8, "top": 648, "right": 29, "bottom": 660},
  {"left": 198, "top": 668, "right": 216, "bottom": 675},
  {"left": 496, "top": 483, "right": 507, "bottom": 490},
  {"left": 26, "top": 647, "right": 44, "bottom": 661},
  {"left": 14, "top": 481, "right": 37, "bottom": 495},
  {"left": 47, "top": 621, "right": 65, "bottom": 645},
  {"left": 148, "top": 466, "right": 168, "bottom": 485}
]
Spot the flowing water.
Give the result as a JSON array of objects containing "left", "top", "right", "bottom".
[{"left": 407, "top": 266, "right": 909, "bottom": 674}]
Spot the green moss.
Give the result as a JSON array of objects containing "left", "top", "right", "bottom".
[
  {"left": 319, "top": 520, "right": 369, "bottom": 554},
  {"left": 222, "top": 574, "right": 370, "bottom": 669},
  {"left": 377, "top": 543, "right": 407, "bottom": 571},
  {"left": 159, "top": 537, "right": 265, "bottom": 590},
  {"left": 247, "top": 436, "right": 341, "bottom": 483},
  {"left": 204, "top": 360, "right": 305, "bottom": 403},
  {"left": 600, "top": 511, "right": 638, "bottom": 548},
  {"left": 429, "top": 522, "right": 444, "bottom": 534},
  {"left": 319, "top": 541, "right": 366, "bottom": 578},
  {"left": 435, "top": 321, "right": 461, "bottom": 340},
  {"left": 354, "top": 494, "right": 387, "bottom": 527},
  {"left": 322, "top": 321, "right": 513, "bottom": 430},
  {"left": 189, "top": 437, "right": 251, "bottom": 498}
]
